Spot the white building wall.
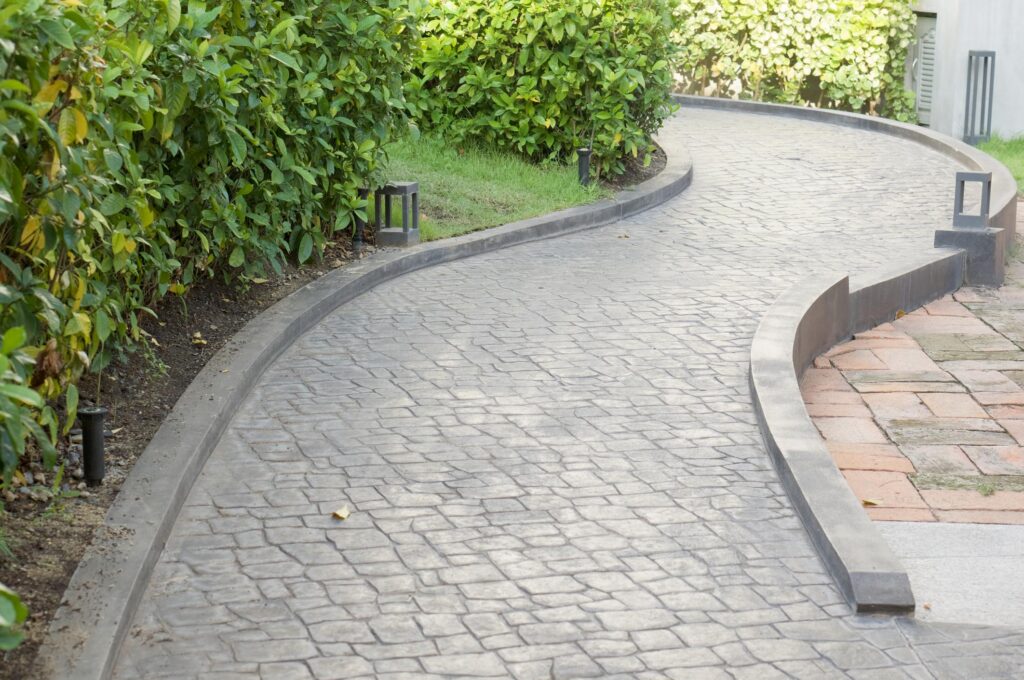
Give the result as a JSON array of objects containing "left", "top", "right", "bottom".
[{"left": 913, "top": 0, "right": 1024, "bottom": 139}]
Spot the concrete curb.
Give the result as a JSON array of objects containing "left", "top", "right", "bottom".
[
  {"left": 43, "top": 146, "right": 694, "bottom": 680},
  {"left": 679, "top": 95, "right": 1016, "bottom": 612},
  {"left": 676, "top": 95, "right": 1018, "bottom": 241},
  {"left": 750, "top": 249, "right": 966, "bottom": 612}
]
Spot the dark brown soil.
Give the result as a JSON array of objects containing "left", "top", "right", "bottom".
[
  {"left": 0, "top": 154, "right": 665, "bottom": 680},
  {"left": 601, "top": 142, "right": 667, "bottom": 191},
  {"left": 0, "top": 240, "right": 363, "bottom": 680}
]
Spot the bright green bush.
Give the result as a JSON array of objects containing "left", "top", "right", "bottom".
[
  {"left": 0, "top": 0, "right": 417, "bottom": 479},
  {"left": 0, "top": 322, "right": 59, "bottom": 478},
  {"left": 408, "top": 0, "right": 679, "bottom": 176},
  {"left": 0, "top": 582, "right": 28, "bottom": 650},
  {"left": 674, "top": 0, "right": 917, "bottom": 121}
]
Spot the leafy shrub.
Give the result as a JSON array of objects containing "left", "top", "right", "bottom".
[
  {"left": 673, "top": 0, "right": 917, "bottom": 121},
  {"left": 0, "top": 583, "right": 28, "bottom": 650},
  {"left": 408, "top": 0, "right": 679, "bottom": 176},
  {"left": 0, "top": 0, "right": 417, "bottom": 479},
  {"left": 0, "top": 325, "right": 59, "bottom": 480}
]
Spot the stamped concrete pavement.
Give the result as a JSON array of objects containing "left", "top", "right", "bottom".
[{"left": 112, "top": 108, "right": 1024, "bottom": 679}]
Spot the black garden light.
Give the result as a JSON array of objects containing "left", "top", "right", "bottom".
[
  {"left": 577, "top": 147, "right": 592, "bottom": 186},
  {"left": 79, "top": 406, "right": 108, "bottom": 486}
]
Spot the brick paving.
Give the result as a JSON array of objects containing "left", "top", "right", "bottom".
[
  {"left": 804, "top": 245, "right": 1024, "bottom": 526},
  {"left": 110, "top": 109, "right": 1024, "bottom": 679}
]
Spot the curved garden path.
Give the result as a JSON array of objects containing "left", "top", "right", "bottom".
[{"left": 113, "top": 108, "right": 1024, "bottom": 679}]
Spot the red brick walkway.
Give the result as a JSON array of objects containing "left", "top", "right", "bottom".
[{"left": 801, "top": 266, "right": 1024, "bottom": 524}]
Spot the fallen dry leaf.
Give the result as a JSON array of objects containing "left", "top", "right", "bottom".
[
  {"left": 895, "top": 309, "right": 906, "bottom": 319},
  {"left": 861, "top": 498, "right": 882, "bottom": 507},
  {"left": 191, "top": 331, "right": 207, "bottom": 346},
  {"left": 332, "top": 505, "right": 350, "bottom": 521}
]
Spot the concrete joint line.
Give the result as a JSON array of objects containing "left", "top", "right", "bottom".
[{"left": 43, "top": 146, "right": 694, "bottom": 680}]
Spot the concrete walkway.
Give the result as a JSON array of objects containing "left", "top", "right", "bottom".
[
  {"left": 878, "top": 521, "right": 1024, "bottom": 629},
  {"left": 112, "top": 109, "right": 1024, "bottom": 679}
]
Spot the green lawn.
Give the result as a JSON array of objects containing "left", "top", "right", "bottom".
[
  {"left": 980, "top": 136, "right": 1024, "bottom": 193},
  {"left": 381, "top": 133, "right": 608, "bottom": 241}
]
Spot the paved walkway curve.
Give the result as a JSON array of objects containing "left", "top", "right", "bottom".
[{"left": 113, "top": 109, "right": 1024, "bottom": 680}]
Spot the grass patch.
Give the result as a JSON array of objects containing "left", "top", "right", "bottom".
[
  {"left": 382, "top": 133, "right": 609, "bottom": 241},
  {"left": 980, "top": 135, "right": 1024, "bottom": 193}
]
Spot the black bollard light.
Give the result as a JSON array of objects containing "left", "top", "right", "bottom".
[
  {"left": 353, "top": 187, "right": 370, "bottom": 258},
  {"left": 79, "top": 406, "right": 108, "bottom": 486},
  {"left": 577, "top": 147, "right": 592, "bottom": 186}
]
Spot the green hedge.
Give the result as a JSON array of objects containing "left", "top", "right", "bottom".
[
  {"left": 673, "top": 0, "right": 917, "bottom": 121},
  {"left": 0, "top": 582, "right": 28, "bottom": 650},
  {"left": 408, "top": 0, "right": 679, "bottom": 177},
  {"left": 0, "top": 0, "right": 417, "bottom": 480}
]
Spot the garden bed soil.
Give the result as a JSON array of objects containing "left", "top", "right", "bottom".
[
  {"left": 0, "top": 157, "right": 662, "bottom": 680},
  {"left": 0, "top": 241, "right": 363, "bottom": 680},
  {"left": 603, "top": 142, "right": 667, "bottom": 190}
]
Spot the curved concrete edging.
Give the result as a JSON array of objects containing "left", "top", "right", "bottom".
[
  {"left": 44, "top": 148, "right": 693, "bottom": 680},
  {"left": 750, "top": 249, "right": 966, "bottom": 613},
  {"left": 676, "top": 95, "right": 1017, "bottom": 240},
  {"left": 681, "top": 95, "right": 1016, "bottom": 612}
]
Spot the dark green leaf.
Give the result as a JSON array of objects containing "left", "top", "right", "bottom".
[
  {"left": 297, "top": 232, "right": 313, "bottom": 263},
  {"left": 38, "top": 19, "right": 74, "bottom": 49}
]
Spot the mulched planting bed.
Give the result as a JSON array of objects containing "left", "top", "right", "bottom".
[
  {"left": 603, "top": 143, "right": 666, "bottom": 190},
  {"left": 0, "top": 241, "right": 362, "bottom": 680}
]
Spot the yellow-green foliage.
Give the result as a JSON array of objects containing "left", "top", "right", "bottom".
[
  {"left": 674, "top": 0, "right": 918, "bottom": 120},
  {"left": 408, "top": 0, "right": 679, "bottom": 177},
  {"left": 0, "top": 0, "right": 418, "bottom": 478}
]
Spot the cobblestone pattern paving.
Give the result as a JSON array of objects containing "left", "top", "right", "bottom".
[
  {"left": 112, "top": 109, "right": 1024, "bottom": 679},
  {"left": 803, "top": 233, "right": 1024, "bottom": 525}
]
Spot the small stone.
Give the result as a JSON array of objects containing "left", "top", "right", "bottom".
[
  {"left": 23, "top": 471, "right": 34, "bottom": 485},
  {"left": 72, "top": 467, "right": 84, "bottom": 479}
]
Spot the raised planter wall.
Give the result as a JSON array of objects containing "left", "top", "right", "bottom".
[{"left": 750, "top": 249, "right": 966, "bottom": 612}]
